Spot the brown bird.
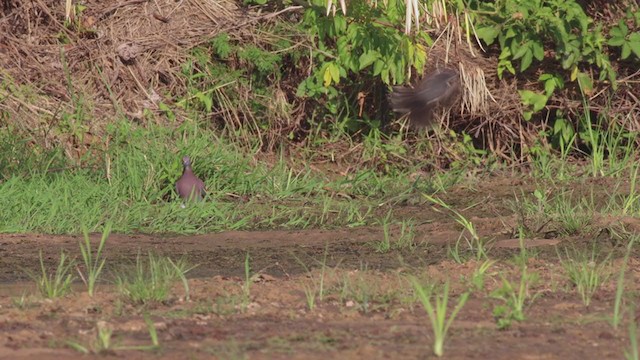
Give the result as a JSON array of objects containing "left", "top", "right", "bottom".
[
  {"left": 390, "top": 68, "right": 461, "bottom": 128},
  {"left": 175, "top": 156, "right": 206, "bottom": 202}
]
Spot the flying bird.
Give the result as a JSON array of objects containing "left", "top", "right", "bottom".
[
  {"left": 389, "top": 68, "right": 461, "bottom": 128},
  {"left": 175, "top": 156, "right": 206, "bottom": 203}
]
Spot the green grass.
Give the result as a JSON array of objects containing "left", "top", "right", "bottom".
[
  {"left": 11, "top": 292, "right": 34, "bottom": 310},
  {"left": 66, "top": 315, "right": 159, "bottom": 354},
  {"left": 2, "top": 110, "right": 638, "bottom": 237},
  {"left": 558, "top": 243, "right": 612, "bottom": 307},
  {"left": 626, "top": 304, "right": 639, "bottom": 360},
  {"left": 26, "top": 250, "right": 76, "bottom": 299},
  {"left": 490, "top": 264, "right": 540, "bottom": 330},
  {"left": 510, "top": 188, "right": 597, "bottom": 237},
  {"left": 115, "top": 252, "right": 194, "bottom": 304},
  {"left": 78, "top": 223, "right": 110, "bottom": 297},
  {"left": 410, "top": 279, "right": 469, "bottom": 357},
  {"left": 605, "top": 164, "right": 640, "bottom": 216},
  {"left": 611, "top": 236, "right": 637, "bottom": 329},
  {"left": 424, "top": 194, "right": 489, "bottom": 263},
  {"left": 374, "top": 212, "right": 418, "bottom": 253},
  {"left": 469, "top": 259, "right": 495, "bottom": 292},
  {"left": 0, "top": 122, "right": 450, "bottom": 235},
  {"left": 292, "top": 244, "right": 330, "bottom": 311},
  {"left": 336, "top": 268, "right": 389, "bottom": 314}
]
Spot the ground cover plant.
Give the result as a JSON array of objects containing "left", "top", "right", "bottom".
[{"left": 1, "top": 0, "right": 640, "bottom": 359}]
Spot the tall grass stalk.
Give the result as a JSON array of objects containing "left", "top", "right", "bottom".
[
  {"left": 242, "top": 253, "right": 252, "bottom": 310},
  {"left": 612, "top": 236, "right": 636, "bottom": 329},
  {"left": 411, "top": 279, "right": 469, "bottom": 357},
  {"left": 626, "top": 303, "right": 639, "bottom": 360},
  {"left": 621, "top": 166, "right": 639, "bottom": 215},
  {"left": 144, "top": 313, "right": 160, "bottom": 348},
  {"left": 424, "top": 194, "right": 487, "bottom": 261},
  {"left": 78, "top": 223, "right": 111, "bottom": 296}
]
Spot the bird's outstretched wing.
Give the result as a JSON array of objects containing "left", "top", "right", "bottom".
[{"left": 390, "top": 68, "right": 461, "bottom": 128}]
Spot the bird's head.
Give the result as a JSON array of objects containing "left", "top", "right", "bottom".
[{"left": 182, "top": 156, "right": 192, "bottom": 167}]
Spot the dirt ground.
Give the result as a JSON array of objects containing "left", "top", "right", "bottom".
[{"left": 1, "top": 177, "right": 640, "bottom": 359}]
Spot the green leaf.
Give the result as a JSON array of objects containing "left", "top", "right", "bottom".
[
  {"left": 414, "top": 43, "right": 427, "bottom": 68},
  {"left": 608, "top": 35, "right": 626, "bottom": 47},
  {"left": 544, "top": 79, "right": 556, "bottom": 96},
  {"left": 329, "top": 63, "right": 340, "bottom": 83},
  {"left": 333, "top": 16, "right": 347, "bottom": 33},
  {"left": 520, "top": 49, "right": 533, "bottom": 71},
  {"left": 373, "top": 60, "right": 384, "bottom": 76},
  {"left": 505, "top": 27, "right": 517, "bottom": 40},
  {"left": 531, "top": 41, "right": 544, "bottom": 61},
  {"left": 358, "top": 50, "right": 379, "bottom": 70},
  {"left": 499, "top": 47, "right": 512, "bottom": 60},
  {"left": 381, "top": 68, "right": 390, "bottom": 84},
  {"left": 195, "top": 92, "right": 213, "bottom": 112},
  {"left": 295, "top": 80, "right": 309, "bottom": 97},
  {"left": 561, "top": 52, "right": 577, "bottom": 69},
  {"left": 323, "top": 65, "right": 333, "bottom": 87},
  {"left": 621, "top": 42, "right": 631, "bottom": 59},
  {"left": 512, "top": 43, "right": 528, "bottom": 60},
  {"left": 532, "top": 95, "right": 547, "bottom": 112},
  {"left": 519, "top": 90, "right": 547, "bottom": 113},
  {"left": 497, "top": 58, "right": 515, "bottom": 78},
  {"left": 608, "top": 21, "right": 628, "bottom": 46},
  {"left": 576, "top": 72, "right": 593, "bottom": 95},
  {"left": 538, "top": 74, "right": 553, "bottom": 81},
  {"left": 406, "top": 40, "right": 415, "bottom": 61},
  {"left": 539, "top": 73, "right": 564, "bottom": 97},
  {"left": 158, "top": 102, "right": 175, "bottom": 121},
  {"left": 553, "top": 118, "right": 575, "bottom": 146},
  {"left": 628, "top": 32, "right": 640, "bottom": 58},
  {"left": 475, "top": 25, "right": 500, "bottom": 44},
  {"left": 618, "top": 21, "right": 629, "bottom": 36}
]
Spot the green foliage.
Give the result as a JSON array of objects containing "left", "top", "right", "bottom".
[
  {"left": 473, "top": 0, "right": 616, "bottom": 81},
  {"left": 299, "top": 3, "right": 427, "bottom": 88},
  {"left": 115, "top": 252, "right": 194, "bottom": 304},
  {"left": 411, "top": 279, "right": 469, "bottom": 357},
  {"left": 238, "top": 45, "right": 282, "bottom": 76},
  {"left": 27, "top": 250, "right": 76, "bottom": 299},
  {"left": 491, "top": 265, "right": 539, "bottom": 330},
  {"left": 210, "top": 33, "right": 233, "bottom": 59},
  {"left": 611, "top": 236, "right": 637, "bottom": 330},
  {"left": 608, "top": 9, "right": 640, "bottom": 60},
  {"left": 469, "top": 0, "right": 639, "bottom": 128},
  {"left": 0, "top": 120, "right": 449, "bottom": 234},
  {"left": 173, "top": 0, "right": 636, "bottom": 161},
  {"left": 78, "top": 224, "right": 110, "bottom": 297},
  {"left": 296, "top": 0, "right": 428, "bottom": 129},
  {"left": 244, "top": 0, "right": 267, "bottom": 5},
  {"left": 558, "top": 244, "right": 612, "bottom": 307},
  {"left": 551, "top": 115, "right": 576, "bottom": 152},
  {"left": 519, "top": 90, "right": 548, "bottom": 121}
]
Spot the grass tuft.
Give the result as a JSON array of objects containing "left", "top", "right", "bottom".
[
  {"left": 26, "top": 250, "right": 75, "bottom": 299},
  {"left": 115, "top": 252, "right": 194, "bottom": 304}
]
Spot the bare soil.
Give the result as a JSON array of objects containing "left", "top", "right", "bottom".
[{"left": 2, "top": 176, "right": 640, "bottom": 359}]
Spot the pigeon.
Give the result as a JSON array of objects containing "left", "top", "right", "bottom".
[
  {"left": 390, "top": 68, "right": 461, "bottom": 128},
  {"left": 175, "top": 156, "right": 206, "bottom": 202}
]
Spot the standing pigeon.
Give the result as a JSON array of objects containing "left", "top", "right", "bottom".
[
  {"left": 390, "top": 68, "right": 461, "bottom": 128},
  {"left": 175, "top": 156, "right": 206, "bottom": 202}
]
